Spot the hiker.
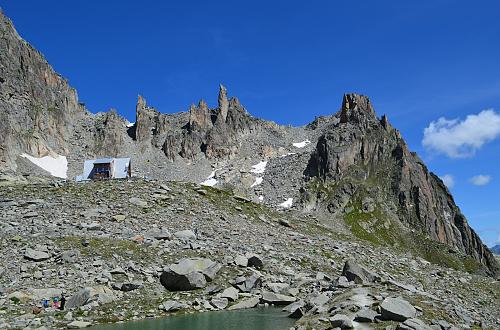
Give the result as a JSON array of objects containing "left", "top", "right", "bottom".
[
  {"left": 59, "top": 293, "right": 66, "bottom": 310},
  {"left": 52, "top": 296, "right": 60, "bottom": 309}
]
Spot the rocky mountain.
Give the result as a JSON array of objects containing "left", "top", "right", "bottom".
[
  {"left": 0, "top": 6, "right": 499, "bottom": 282},
  {"left": 491, "top": 244, "right": 500, "bottom": 254}
]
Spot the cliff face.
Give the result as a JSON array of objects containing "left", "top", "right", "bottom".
[
  {"left": 0, "top": 9, "right": 139, "bottom": 175},
  {"left": 304, "top": 94, "right": 500, "bottom": 276},
  {"left": 0, "top": 10, "right": 88, "bottom": 168}
]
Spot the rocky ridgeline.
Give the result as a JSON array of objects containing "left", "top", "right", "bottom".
[
  {"left": 0, "top": 8, "right": 498, "bottom": 277},
  {"left": 0, "top": 180, "right": 499, "bottom": 329},
  {"left": 302, "top": 94, "right": 500, "bottom": 277},
  {"left": 135, "top": 84, "right": 277, "bottom": 161}
]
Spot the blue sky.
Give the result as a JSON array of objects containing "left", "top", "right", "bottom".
[{"left": 2, "top": 1, "right": 500, "bottom": 246}]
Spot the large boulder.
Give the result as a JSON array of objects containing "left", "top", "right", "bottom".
[
  {"left": 246, "top": 254, "right": 264, "bottom": 269},
  {"left": 66, "top": 288, "right": 93, "bottom": 309},
  {"left": 66, "top": 286, "right": 115, "bottom": 309},
  {"left": 219, "top": 286, "right": 239, "bottom": 301},
  {"left": 235, "top": 273, "right": 262, "bottom": 292},
  {"left": 160, "top": 258, "right": 221, "bottom": 291},
  {"left": 330, "top": 314, "right": 354, "bottom": 329},
  {"left": 284, "top": 300, "right": 305, "bottom": 319},
  {"left": 341, "top": 260, "right": 379, "bottom": 284},
  {"left": 380, "top": 297, "right": 417, "bottom": 322},
  {"left": 29, "top": 288, "right": 63, "bottom": 302},
  {"left": 354, "top": 308, "right": 379, "bottom": 323}
]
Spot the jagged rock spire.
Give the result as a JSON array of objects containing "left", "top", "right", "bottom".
[
  {"left": 340, "top": 93, "right": 376, "bottom": 124},
  {"left": 188, "top": 99, "right": 212, "bottom": 131},
  {"left": 135, "top": 95, "right": 161, "bottom": 143},
  {"left": 218, "top": 84, "right": 229, "bottom": 123}
]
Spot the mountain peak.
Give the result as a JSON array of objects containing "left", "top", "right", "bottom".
[
  {"left": 340, "top": 93, "right": 377, "bottom": 124},
  {"left": 218, "top": 83, "right": 229, "bottom": 122}
]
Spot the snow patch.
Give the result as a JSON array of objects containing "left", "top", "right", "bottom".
[
  {"left": 250, "top": 161, "right": 267, "bottom": 174},
  {"left": 251, "top": 177, "right": 263, "bottom": 188},
  {"left": 258, "top": 196, "right": 264, "bottom": 202},
  {"left": 292, "top": 140, "right": 311, "bottom": 148},
  {"left": 279, "top": 198, "right": 293, "bottom": 208},
  {"left": 200, "top": 170, "right": 218, "bottom": 187},
  {"left": 200, "top": 178, "right": 217, "bottom": 187},
  {"left": 126, "top": 122, "right": 135, "bottom": 128},
  {"left": 280, "top": 152, "right": 296, "bottom": 158},
  {"left": 20, "top": 153, "right": 68, "bottom": 179}
]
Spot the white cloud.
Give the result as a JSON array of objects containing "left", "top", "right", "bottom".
[
  {"left": 440, "top": 174, "right": 454, "bottom": 188},
  {"left": 422, "top": 109, "right": 500, "bottom": 158},
  {"left": 469, "top": 174, "right": 492, "bottom": 186}
]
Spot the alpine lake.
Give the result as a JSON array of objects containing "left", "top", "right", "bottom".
[{"left": 90, "top": 307, "right": 295, "bottom": 330}]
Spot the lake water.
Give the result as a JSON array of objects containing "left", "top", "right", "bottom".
[{"left": 91, "top": 307, "right": 295, "bottom": 330}]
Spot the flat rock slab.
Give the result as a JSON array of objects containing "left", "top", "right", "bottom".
[
  {"left": 173, "top": 230, "right": 197, "bottom": 240},
  {"left": 67, "top": 320, "right": 92, "bottom": 328},
  {"left": 235, "top": 255, "right": 248, "bottom": 267},
  {"left": 24, "top": 248, "right": 50, "bottom": 261},
  {"left": 397, "top": 318, "right": 433, "bottom": 330},
  {"left": 129, "top": 197, "right": 148, "bottom": 208},
  {"left": 111, "top": 214, "right": 126, "bottom": 222},
  {"left": 228, "top": 296, "right": 260, "bottom": 310},
  {"left": 159, "top": 300, "right": 186, "bottom": 312},
  {"left": 261, "top": 291, "right": 296, "bottom": 305},
  {"left": 210, "top": 297, "right": 229, "bottom": 310},
  {"left": 380, "top": 297, "right": 417, "bottom": 322}
]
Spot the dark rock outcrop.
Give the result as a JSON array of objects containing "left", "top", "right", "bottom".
[
  {"left": 304, "top": 93, "right": 500, "bottom": 276},
  {"left": 0, "top": 9, "right": 89, "bottom": 169},
  {"left": 161, "top": 85, "right": 260, "bottom": 161},
  {"left": 341, "top": 259, "right": 379, "bottom": 284}
]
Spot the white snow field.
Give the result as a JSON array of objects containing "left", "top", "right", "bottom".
[
  {"left": 200, "top": 170, "right": 218, "bottom": 187},
  {"left": 20, "top": 153, "right": 68, "bottom": 179},
  {"left": 251, "top": 177, "right": 263, "bottom": 187},
  {"left": 279, "top": 198, "right": 293, "bottom": 208},
  {"left": 292, "top": 140, "right": 311, "bottom": 148},
  {"left": 250, "top": 161, "right": 267, "bottom": 174}
]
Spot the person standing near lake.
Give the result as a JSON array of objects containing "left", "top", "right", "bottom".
[{"left": 59, "top": 293, "right": 66, "bottom": 310}]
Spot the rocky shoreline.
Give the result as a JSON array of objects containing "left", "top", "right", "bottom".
[{"left": 0, "top": 179, "right": 498, "bottom": 329}]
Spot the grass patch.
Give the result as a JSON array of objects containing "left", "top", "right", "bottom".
[{"left": 54, "top": 236, "right": 158, "bottom": 263}]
